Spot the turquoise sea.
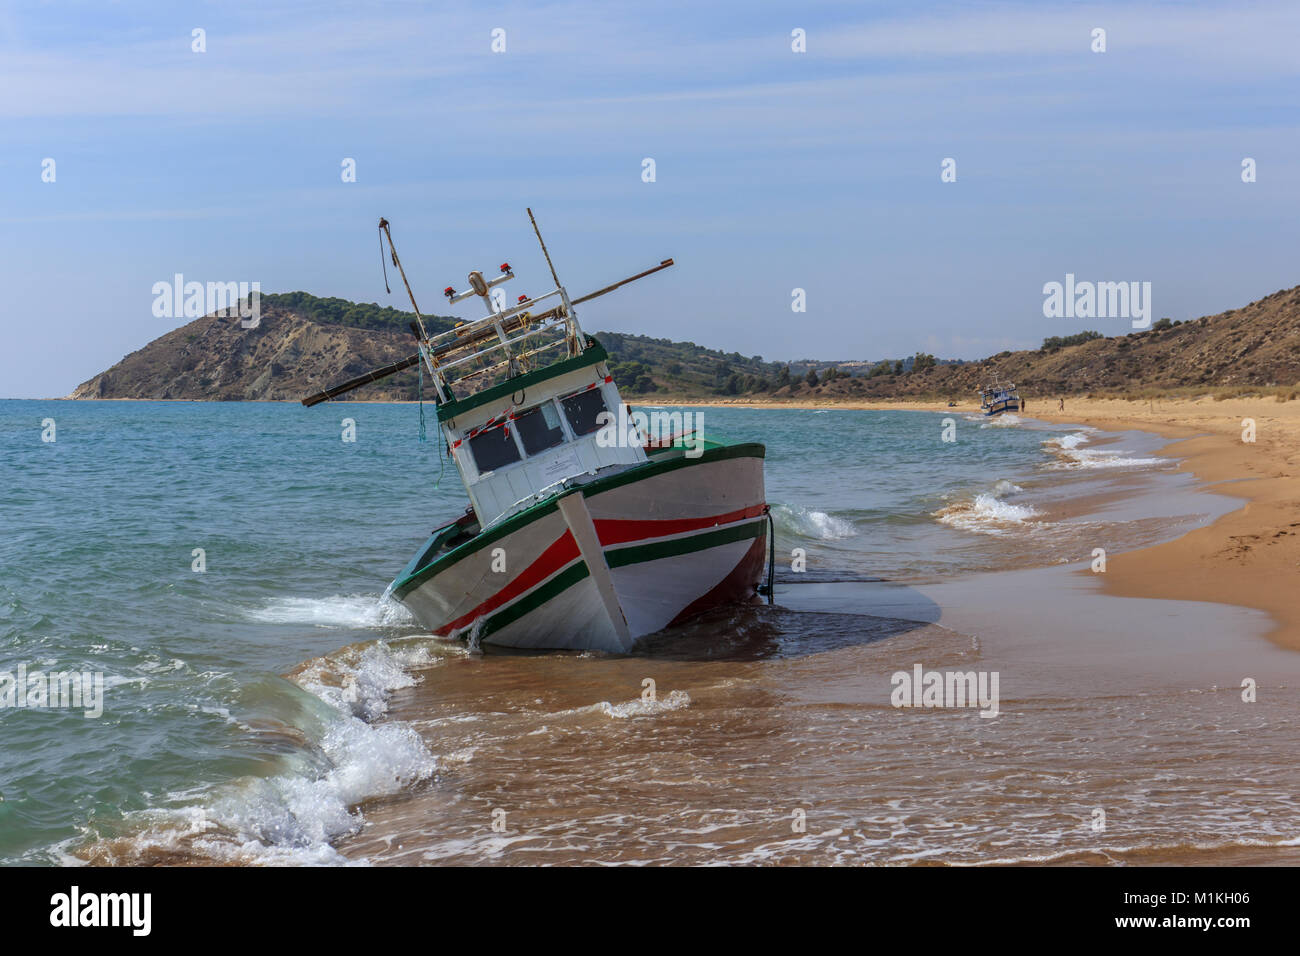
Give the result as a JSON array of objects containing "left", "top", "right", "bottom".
[{"left": 3, "top": 399, "right": 1295, "bottom": 865}]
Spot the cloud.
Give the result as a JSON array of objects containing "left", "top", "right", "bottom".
[{"left": 5, "top": 0, "right": 1297, "bottom": 122}]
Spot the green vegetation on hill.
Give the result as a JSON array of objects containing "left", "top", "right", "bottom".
[
  {"left": 598, "top": 331, "right": 789, "bottom": 396},
  {"left": 597, "top": 293, "right": 1300, "bottom": 402},
  {"left": 599, "top": 333, "right": 966, "bottom": 396},
  {"left": 262, "top": 293, "right": 959, "bottom": 398},
  {"left": 1041, "top": 330, "right": 1102, "bottom": 351},
  {"left": 261, "top": 291, "right": 458, "bottom": 335}
]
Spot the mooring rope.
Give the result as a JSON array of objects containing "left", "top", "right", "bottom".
[{"left": 763, "top": 505, "right": 775, "bottom": 605}]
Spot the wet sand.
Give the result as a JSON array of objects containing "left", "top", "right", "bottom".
[
  {"left": 1031, "top": 398, "right": 1300, "bottom": 651},
  {"left": 334, "top": 569, "right": 1300, "bottom": 865}
]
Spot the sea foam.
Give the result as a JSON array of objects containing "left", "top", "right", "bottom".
[
  {"left": 93, "top": 637, "right": 439, "bottom": 866},
  {"left": 247, "top": 593, "right": 415, "bottom": 628},
  {"left": 934, "top": 481, "right": 1039, "bottom": 535},
  {"left": 771, "top": 504, "right": 856, "bottom": 540},
  {"left": 1042, "top": 432, "right": 1160, "bottom": 470}
]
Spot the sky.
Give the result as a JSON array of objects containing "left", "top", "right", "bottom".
[{"left": 2, "top": 0, "right": 1298, "bottom": 398}]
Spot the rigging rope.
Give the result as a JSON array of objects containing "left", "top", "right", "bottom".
[
  {"left": 419, "top": 351, "right": 449, "bottom": 488},
  {"left": 417, "top": 351, "right": 427, "bottom": 442}
]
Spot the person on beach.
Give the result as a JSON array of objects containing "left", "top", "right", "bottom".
[{"left": 1058, "top": 397, "right": 1065, "bottom": 412}]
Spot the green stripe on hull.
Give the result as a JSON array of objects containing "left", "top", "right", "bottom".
[
  {"left": 479, "top": 560, "right": 592, "bottom": 640},
  {"left": 390, "top": 441, "right": 766, "bottom": 598},
  {"left": 391, "top": 500, "right": 561, "bottom": 599},
  {"left": 605, "top": 518, "right": 766, "bottom": 568},
  {"left": 476, "top": 523, "right": 762, "bottom": 640}
]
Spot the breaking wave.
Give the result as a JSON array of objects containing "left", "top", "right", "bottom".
[
  {"left": 547, "top": 689, "right": 693, "bottom": 720},
  {"left": 246, "top": 593, "right": 415, "bottom": 628},
  {"left": 980, "top": 413, "right": 1022, "bottom": 428},
  {"left": 934, "top": 480, "right": 1039, "bottom": 535},
  {"left": 594, "top": 689, "right": 691, "bottom": 718},
  {"left": 771, "top": 504, "right": 857, "bottom": 540},
  {"left": 80, "top": 640, "right": 439, "bottom": 866},
  {"left": 1042, "top": 433, "right": 1161, "bottom": 470}
]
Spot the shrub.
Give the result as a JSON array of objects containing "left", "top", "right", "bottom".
[{"left": 1041, "top": 330, "right": 1102, "bottom": 350}]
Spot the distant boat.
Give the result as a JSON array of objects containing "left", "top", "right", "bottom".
[
  {"left": 978, "top": 380, "right": 1021, "bottom": 416},
  {"left": 302, "top": 213, "right": 771, "bottom": 652}
]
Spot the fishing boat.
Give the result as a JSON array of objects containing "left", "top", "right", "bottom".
[
  {"left": 301, "top": 213, "right": 771, "bottom": 653},
  {"left": 978, "top": 380, "right": 1021, "bottom": 416}
]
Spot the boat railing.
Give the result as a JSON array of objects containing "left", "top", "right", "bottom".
[
  {"left": 422, "top": 286, "right": 585, "bottom": 401},
  {"left": 299, "top": 217, "right": 673, "bottom": 411}
]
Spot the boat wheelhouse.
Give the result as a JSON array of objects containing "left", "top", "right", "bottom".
[{"left": 303, "top": 214, "right": 770, "bottom": 652}]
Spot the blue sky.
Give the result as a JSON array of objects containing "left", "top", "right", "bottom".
[{"left": 2, "top": 0, "right": 1298, "bottom": 397}]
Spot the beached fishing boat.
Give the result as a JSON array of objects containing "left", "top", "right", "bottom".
[
  {"left": 979, "top": 380, "right": 1021, "bottom": 416},
  {"left": 302, "top": 213, "right": 771, "bottom": 652}
]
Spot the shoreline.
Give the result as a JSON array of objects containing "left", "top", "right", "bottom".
[
  {"left": 1030, "top": 398, "right": 1300, "bottom": 652},
  {"left": 680, "top": 395, "right": 1300, "bottom": 651},
  {"left": 29, "top": 394, "right": 1298, "bottom": 649}
]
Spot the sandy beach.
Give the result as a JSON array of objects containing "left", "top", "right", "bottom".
[{"left": 667, "top": 395, "right": 1300, "bottom": 651}]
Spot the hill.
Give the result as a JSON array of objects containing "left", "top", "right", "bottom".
[
  {"left": 789, "top": 286, "right": 1300, "bottom": 402},
  {"left": 69, "top": 285, "right": 1300, "bottom": 402},
  {"left": 69, "top": 294, "right": 457, "bottom": 402}
]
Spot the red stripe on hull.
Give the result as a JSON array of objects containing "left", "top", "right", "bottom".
[
  {"left": 434, "top": 503, "right": 769, "bottom": 637},
  {"left": 593, "top": 503, "right": 767, "bottom": 546},
  {"left": 437, "top": 531, "right": 580, "bottom": 635}
]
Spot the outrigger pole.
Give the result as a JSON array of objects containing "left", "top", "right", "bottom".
[
  {"left": 571, "top": 259, "right": 674, "bottom": 307},
  {"left": 378, "top": 218, "right": 429, "bottom": 341},
  {"left": 528, "top": 207, "right": 561, "bottom": 289},
  {"left": 301, "top": 215, "right": 673, "bottom": 408},
  {"left": 301, "top": 353, "right": 422, "bottom": 406}
]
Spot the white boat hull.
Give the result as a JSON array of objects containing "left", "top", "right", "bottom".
[{"left": 390, "top": 443, "right": 768, "bottom": 652}]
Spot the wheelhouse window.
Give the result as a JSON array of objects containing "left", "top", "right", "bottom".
[
  {"left": 561, "top": 387, "right": 608, "bottom": 437},
  {"left": 515, "top": 402, "right": 567, "bottom": 456},
  {"left": 468, "top": 424, "right": 521, "bottom": 473}
]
